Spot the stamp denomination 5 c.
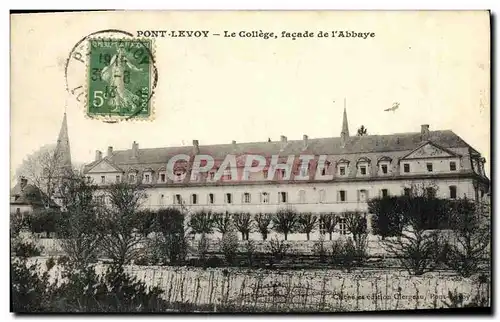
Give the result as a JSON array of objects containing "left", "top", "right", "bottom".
[{"left": 87, "top": 39, "right": 153, "bottom": 119}]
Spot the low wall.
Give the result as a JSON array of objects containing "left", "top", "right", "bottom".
[{"left": 24, "top": 257, "right": 490, "bottom": 311}]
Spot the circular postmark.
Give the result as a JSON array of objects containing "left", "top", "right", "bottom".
[{"left": 65, "top": 29, "right": 158, "bottom": 123}]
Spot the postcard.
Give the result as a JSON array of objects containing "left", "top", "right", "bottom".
[{"left": 10, "top": 10, "right": 491, "bottom": 313}]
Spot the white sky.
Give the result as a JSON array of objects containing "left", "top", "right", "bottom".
[{"left": 10, "top": 11, "right": 490, "bottom": 177}]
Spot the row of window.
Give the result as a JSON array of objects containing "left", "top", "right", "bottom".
[
  {"left": 95, "top": 161, "right": 459, "bottom": 184},
  {"left": 157, "top": 186, "right": 459, "bottom": 206}
]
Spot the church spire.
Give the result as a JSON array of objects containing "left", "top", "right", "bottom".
[
  {"left": 340, "top": 99, "right": 349, "bottom": 147},
  {"left": 55, "top": 112, "right": 73, "bottom": 174}
]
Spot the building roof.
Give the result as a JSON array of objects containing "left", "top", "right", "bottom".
[
  {"left": 84, "top": 130, "right": 475, "bottom": 174},
  {"left": 10, "top": 182, "right": 59, "bottom": 208}
]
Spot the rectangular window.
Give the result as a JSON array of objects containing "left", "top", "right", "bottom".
[
  {"left": 404, "top": 188, "right": 411, "bottom": 197},
  {"left": 381, "top": 189, "right": 389, "bottom": 198},
  {"left": 403, "top": 163, "right": 410, "bottom": 173},
  {"left": 191, "top": 194, "right": 198, "bottom": 205},
  {"left": 115, "top": 175, "right": 120, "bottom": 183},
  {"left": 338, "top": 218, "right": 347, "bottom": 235},
  {"left": 261, "top": 192, "right": 269, "bottom": 204},
  {"left": 159, "top": 194, "right": 164, "bottom": 206},
  {"left": 298, "top": 190, "right": 306, "bottom": 203},
  {"left": 319, "top": 189, "right": 326, "bottom": 203},
  {"left": 358, "top": 189, "right": 368, "bottom": 202},
  {"left": 339, "top": 190, "right": 346, "bottom": 202},
  {"left": 339, "top": 166, "right": 346, "bottom": 176},
  {"left": 174, "top": 194, "right": 182, "bottom": 205},
  {"left": 144, "top": 174, "right": 150, "bottom": 183},
  {"left": 449, "top": 186, "right": 457, "bottom": 199},
  {"left": 426, "top": 163, "right": 433, "bottom": 172},
  {"left": 279, "top": 191, "right": 288, "bottom": 203},
  {"left": 243, "top": 192, "right": 251, "bottom": 203},
  {"left": 160, "top": 173, "right": 166, "bottom": 182},
  {"left": 381, "top": 164, "right": 388, "bottom": 174},
  {"left": 225, "top": 193, "right": 232, "bottom": 204},
  {"left": 101, "top": 176, "right": 105, "bottom": 184},
  {"left": 450, "top": 161, "right": 457, "bottom": 171},
  {"left": 360, "top": 166, "right": 367, "bottom": 175},
  {"left": 208, "top": 193, "right": 215, "bottom": 204}
]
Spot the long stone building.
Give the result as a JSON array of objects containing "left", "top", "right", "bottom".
[{"left": 83, "top": 108, "right": 490, "bottom": 240}]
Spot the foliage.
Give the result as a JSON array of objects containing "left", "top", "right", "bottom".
[
  {"left": 272, "top": 208, "right": 299, "bottom": 240},
  {"left": 330, "top": 237, "right": 364, "bottom": 270},
  {"left": 26, "top": 209, "right": 61, "bottom": 238},
  {"left": 213, "top": 211, "right": 232, "bottom": 234},
  {"left": 13, "top": 241, "right": 43, "bottom": 258},
  {"left": 11, "top": 258, "right": 170, "bottom": 312},
  {"left": 136, "top": 210, "right": 157, "bottom": 237},
  {"left": 221, "top": 221, "right": 239, "bottom": 265},
  {"left": 98, "top": 183, "right": 147, "bottom": 267},
  {"left": 319, "top": 213, "right": 337, "bottom": 240},
  {"left": 298, "top": 212, "right": 317, "bottom": 241},
  {"left": 189, "top": 210, "right": 215, "bottom": 235},
  {"left": 155, "top": 207, "right": 187, "bottom": 265},
  {"left": 255, "top": 213, "right": 272, "bottom": 240},
  {"left": 368, "top": 197, "right": 406, "bottom": 239},
  {"left": 356, "top": 125, "right": 368, "bottom": 136},
  {"left": 312, "top": 234, "right": 328, "bottom": 263},
  {"left": 232, "top": 212, "right": 253, "bottom": 240},
  {"left": 266, "top": 237, "right": 290, "bottom": 261},
  {"left": 341, "top": 211, "right": 368, "bottom": 261},
  {"left": 197, "top": 233, "right": 210, "bottom": 263},
  {"left": 10, "top": 212, "right": 27, "bottom": 238},
  {"left": 444, "top": 199, "right": 491, "bottom": 277},
  {"left": 56, "top": 175, "right": 101, "bottom": 268}
]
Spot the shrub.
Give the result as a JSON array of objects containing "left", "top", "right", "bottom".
[
  {"left": 156, "top": 208, "right": 188, "bottom": 265},
  {"left": 266, "top": 237, "right": 290, "bottom": 267},
  {"left": 197, "top": 233, "right": 210, "bottom": 263},
  {"left": 242, "top": 240, "right": 256, "bottom": 266},
  {"left": 221, "top": 227, "right": 239, "bottom": 265},
  {"left": 312, "top": 234, "right": 328, "bottom": 263},
  {"left": 14, "top": 241, "right": 43, "bottom": 258}
]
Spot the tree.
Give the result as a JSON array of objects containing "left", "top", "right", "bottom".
[
  {"left": 155, "top": 207, "right": 187, "bottom": 265},
  {"left": 297, "top": 212, "right": 317, "bottom": 240},
  {"left": 188, "top": 210, "right": 215, "bottom": 235},
  {"left": 341, "top": 211, "right": 368, "bottom": 259},
  {"left": 15, "top": 145, "right": 73, "bottom": 209},
  {"left": 377, "top": 186, "right": 449, "bottom": 275},
  {"left": 221, "top": 220, "right": 239, "bottom": 265},
  {"left": 368, "top": 196, "right": 406, "bottom": 239},
  {"left": 213, "top": 211, "right": 232, "bottom": 235},
  {"left": 356, "top": 125, "right": 368, "bottom": 136},
  {"left": 27, "top": 209, "right": 61, "bottom": 238},
  {"left": 444, "top": 198, "right": 490, "bottom": 277},
  {"left": 98, "top": 183, "right": 147, "bottom": 267},
  {"left": 319, "top": 213, "right": 337, "bottom": 240},
  {"left": 135, "top": 210, "right": 157, "bottom": 237},
  {"left": 272, "top": 208, "right": 299, "bottom": 240},
  {"left": 255, "top": 213, "right": 272, "bottom": 240},
  {"left": 232, "top": 212, "right": 253, "bottom": 240},
  {"left": 55, "top": 175, "right": 102, "bottom": 268}
]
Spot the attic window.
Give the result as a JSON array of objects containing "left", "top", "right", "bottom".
[
  {"left": 426, "top": 163, "right": 433, "bottom": 172},
  {"left": 160, "top": 173, "right": 166, "bottom": 182},
  {"left": 359, "top": 166, "right": 367, "bottom": 175},
  {"left": 339, "top": 166, "right": 346, "bottom": 176},
  {"left": 381, "top": 164, "right": 388, "bottom": 174}
]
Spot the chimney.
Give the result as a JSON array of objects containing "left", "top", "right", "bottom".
[
  {"left": 19, "top": 176, "right": 27, "bottom": 189},
  {"left": 132, "top": 141, "right": 139, "bottom": 158},
  {"left": 302, "top": 134, "right": 309, "bottom": 150},
  {"left": 421, "top": 124, "right": 430, "bottom": 140},
  {"left": 280, "top": 135, "right": 287, "bottom": 150},
  {"left": 107, "top": 146, "right": 113, "bottom": 158},
  {"left": 193, "top": 140, "right": 199, "bottom": 154},
  {"left": 232, "top": 140, "right": 237, "bottom": 150},
  {"left": 95, "top": 150, "right": 102, "bottom": 161}
]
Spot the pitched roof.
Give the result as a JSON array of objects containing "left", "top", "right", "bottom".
[
  {"left": 83, "top": 130, "right": 472, "bottom": 174},
  {"left": 10, "top": 183, "right": 59, "bottom": 208}
]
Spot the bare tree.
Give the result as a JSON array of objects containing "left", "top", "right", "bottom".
[
  {"left": 255, "top": 213, "right": 272, "bottom": 240},
  {"left": 298, "top": 212, "right": 317, "bottom": 241},
  {"left": 188, "top": 209, "right": 215, "bottom": 235},
  {"left": 15, "top": 145, "right": 71, "bottom": 208},
  {"left": 233, "top": 212, "right": 253, "bottom": 240},
  {"left": 272, "top": 208, "right": 299, "bottom": 241},
  {"left": 98, "top": 182, "right": 147, "bottom": 267},
  {"left": 56, "top": 175, "right": 102, "bottom": 268},
  {"left": 341, "top": 211, "right": 368, "bottom": 260},
  {"left": 213, "top": 211, "right": 232, "bottom": 235},
  {"left": 319, "top": 213, "right": 337, "bottom": 240}
]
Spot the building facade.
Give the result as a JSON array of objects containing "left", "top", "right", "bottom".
[{"left": 83, "top": 109, "right": 490, "bottom": 240}]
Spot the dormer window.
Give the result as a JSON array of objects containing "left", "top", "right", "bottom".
[
  {"left": 157, "top": 168, "right": 167, "bottom": 183},
  {"left": 450, "top": 161, "right": 457, "bottom": 171},
  {"left": 337, "top": 159, "right": 350, "bottom": 177},
  {"left": 356, "top": 157, "right": 371, "bottom": 177},
  {"left": 128, "top": 173, "right": 137, "bottom": 183},
  {"left": 321, "top": 161, "right": 331, "bottom": 176},
  {"left": 377, "top": 156, "right": 392, "bottom": 176}
]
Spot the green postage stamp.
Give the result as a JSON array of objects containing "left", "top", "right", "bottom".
[{"left": 87, "top": 38, "right": 154, "bottom": 120}]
